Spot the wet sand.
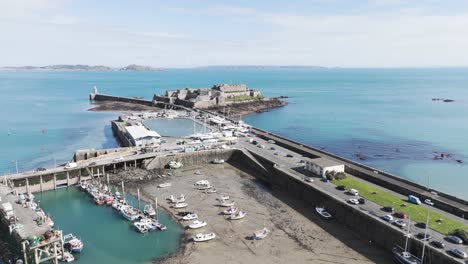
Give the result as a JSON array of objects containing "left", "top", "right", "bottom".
[{"left": 115, "top": 163, "right": 392, "bottom": 264}]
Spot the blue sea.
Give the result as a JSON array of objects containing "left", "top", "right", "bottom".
[{"left": 1, "top": 68, "right": 468, "bottom": 201}]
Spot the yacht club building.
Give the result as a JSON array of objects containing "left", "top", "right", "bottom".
[{"left": 125, "top": 125, "right": 161, "bottom": 146}]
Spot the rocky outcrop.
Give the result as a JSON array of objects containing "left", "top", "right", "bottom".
[{"left": 208, "top": 98, "right": 288, "bottom": 117}]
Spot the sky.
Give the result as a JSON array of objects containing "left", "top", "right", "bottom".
[{"left": 2, "top": 0, "right": 468, "bottom": 68}]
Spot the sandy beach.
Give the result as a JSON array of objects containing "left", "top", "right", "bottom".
[{"left": 111, "top": 163, "right": 392, "bottom": 264}]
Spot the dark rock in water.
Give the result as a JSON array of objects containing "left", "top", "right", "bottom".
[
  {"left": 456, "top": 159, "right": 463, "bottom": 164},
  {"left": 443, "top": 99, "right": 455, "bottom": 102},
  {"left": 355, "top": 153, "right": 368, "bottom": 161}
]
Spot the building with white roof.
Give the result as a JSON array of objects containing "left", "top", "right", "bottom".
[
  {"left": 305, "top": 157, "right": 345, "bottom": 177},
  {"left": 125, "top": 125, "right": 161, "bottom": 146}
]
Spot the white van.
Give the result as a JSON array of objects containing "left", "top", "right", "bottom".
[
  {"left": 348, "top": 189, "right": 359, "bottom": 196},
  {"left": 64, "top": 162, "right": 77, "bottom": 169}
]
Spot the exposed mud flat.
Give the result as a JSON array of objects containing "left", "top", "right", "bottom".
[{"left": 109, "top": 164, "right": 391, "bottom": 264}]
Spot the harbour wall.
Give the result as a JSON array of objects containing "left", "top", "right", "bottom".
[
  {"left": 240, "top": 150, "right": 461, "bottom": 264},
  {"left": 73, "top": 146, "right": 140, "bottom": 162},
  {"left": 91, "top": 93, "right": 154, "bottom": 106},
  {"left": 249, "top": 127, "right": 468, "bottom": 218}
]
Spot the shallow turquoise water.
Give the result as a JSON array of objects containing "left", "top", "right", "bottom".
[
  {"left": 144, "top": 118, "right": 206, "bottom": 137},
  {"left": 1, "top": 68, "right": 468, "bottom": 200},
  {"left": 35, "top": 188, "right": 182, "bottom": 264}
]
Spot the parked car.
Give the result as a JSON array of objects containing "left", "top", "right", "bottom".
[
  {"left": 394, "top": 212, "right": 407, "bottom": 219},
  {"left": 268, "top": 140, "right": 276, "bottom": 144},
  {"left": 286, "top": 154, "right": 293, "bottom": 158},
  {"left": 448, "top": 248, "right": 467, "bottom": 259},
  {"left": 382, "top": 215, "right": 393, "bottom": 222},
  {"left": 383, "top": 206, "right": 394, "bottom": 213},
  {"left": 36, "top": 167, "right": 47, "bottom": 171},
  {"left": 347, "top": 198, "right": 359, "bottom": 205},
  {"left": 304, "top": 177, "right": 314, "bottom": 183},
  {"left": 348, "top": 189, "right": 359, "bottom": 196},
  {"left": 270, "top": 147, "right": 275, "bottom": 150},
  {"left": 416, "top": 233, "right": 432, "bottom": 241},
  {"left": 258, "top": 145, "right": 265, "bottom": 149},
  {"left": 446, "top": 236, "right": 464, "bottom": 244},
  {"left": 430, "top": 241, "right": 445, "bottom": 249},
  {"left": 358, "top": 198, "right": 366, "bottom": 204},
  {"left": 89, "top": 162, "right": 97, "bottom": 166},
  {"left": 393, "top": 219, "right": 406, "bottom": 228},
  {"left": 424, "top": 199, "right": 434, "bottom": 206},
  {"left": 336, "top": 185, "right": 347, "bottom": 191},
  {"left": 408, "top": 195, "right": 422, "bottom": 205},
  {"left": 415, "top": 222, "right": 427, "bottom": 229}
]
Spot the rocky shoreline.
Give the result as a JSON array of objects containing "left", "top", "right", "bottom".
[
  {"left": 208, "top": 98, "right": 288, "bottom": 117},
  {"left": 88, "top": 97, "right": 287, "bottom": 116}
]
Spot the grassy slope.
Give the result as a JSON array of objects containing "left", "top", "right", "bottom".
[{"left": 333, "top": 177, "right": 468, "bottom": 235}]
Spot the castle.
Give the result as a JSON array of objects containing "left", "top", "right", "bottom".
[{"left": 153, "top": 84, "right": 262, "bottom": 108}]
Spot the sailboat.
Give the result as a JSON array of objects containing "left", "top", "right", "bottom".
[
  {"left": 392, "top": 217, "right": 421, "bottom": 264},
  {"left": 254, "top": 227, "right": 270, "bottom": 240},
  {"left": 153, "top": 198, "right": 167, "bottom": 230}
]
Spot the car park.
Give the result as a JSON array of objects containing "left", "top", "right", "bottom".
[
  {"left": 416, "top": 233, "right": 432, "bottom": 241},
  {"left": 448, "top": 248, "right": 467, "bottom": 259},
  {"left": 336, "top": 185, "right": 347, "bottom": 191},
  {"left": 347, "top": 198, "right": 359, "bottom": 205},
  {"left": 358, "top": 198, "right": 366, "bottom": 204},
  {"left": 394, "top": 212, "right": 407, "bottom": 219},
  {"left": 393, "top": 219, "right": 406, "bottom": 228},
  {"left": 430, "top": 241, "right": 445, "bottom": 249},
  {"left": 383, "top": 206, "right": 394, "bottom": 213},
  {"left": 348, "top": 189, "right": 359, "bottom": 196},
  {"left": 446, "top": 236, "right": 463, "bottom": 244},
  {"left": 382, "top": 215, "right": 393, "bottom": 222}
]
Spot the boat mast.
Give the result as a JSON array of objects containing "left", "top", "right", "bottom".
[
  {"left": 420, "top": 209, "right": 430, "bottom": 264},
  {"left": 137, "top": 188, "right": 141, "bottom": 212},
  {"left": 404, "top": 216, "right": 411, "bottom": 252},
  {"left": 121, "top": 181, "right": 125, "bottom": 203},
  {"left": 155, "top": 198, "right": 159, "bottom": 221}
]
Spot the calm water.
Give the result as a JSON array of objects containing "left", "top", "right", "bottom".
[
  {"left": 36, "top": 188, "right": 182, "bottom": 264},
  {"left": 144, "top": 118, "right": 207, "bottom": 137},
  {"left": 1, "top": 68, "right": 468, "bottom": 201}
]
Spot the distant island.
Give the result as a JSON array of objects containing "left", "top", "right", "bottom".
[
  {"left": 197, "top": 65, "right": 330, "bottom": 69},
  {"left": 0, "top": 64, "right": 160, "bottom": 72}
]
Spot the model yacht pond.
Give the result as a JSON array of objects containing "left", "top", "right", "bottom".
[{"left": 35, "top": 187, "right": 182, "bottom": 264}]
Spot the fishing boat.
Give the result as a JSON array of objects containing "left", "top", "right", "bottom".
[
  {"left": 316, "top": 207, "right": 332, "bottom": 219},
  {"left": 111, "top": 200, "right": 126, "bottom": 211},
  {"left": 168, "top": 161, "right": 183, "bottom": 169},
  {"left": 133, "top": 221, "right": 149, "bottom": 233},
  {"left": 143, "top": 204, "right": 156, "bottom": 217},
  {"left": 158, "top": 182, "right": 172, "bottom": 188},
  {"left": 212, "top": 159, "right": 225, "bottom": 164},
  {"left": 182, "top": 213, "right": 198, "bottom": 221},
  {"left": 254, "top": 227, "right": 270, "bottom": 240},
  {"left": 222, "top": 206, "right": 238, "bottom": 215},
  {"left": 63, "top": 234, "right": 84, "bottom": 253},
  {"left": 120, "top": 206, "right": 140, "bottom": 221},
  {"left": 60, "top": 251, "right": 75, "bottom": 262},
  {"left": 189, "top": 220, "right": 207, "bottom": 229},
  {"left": 167, "top": 194, "right": 186, "bottom": 203},
  {"left": 192, "top": 232, "right": 216, "bottom": 242},
  {"left": 153, "top": 219, "right": 167, "bottom": 231},
  {"left": 173, "top": 202, "right": 188, "bottom": 209},
  {"left": 194, "top": 180, "right": 210, "bottom": 187},
  {"left": 219, "top": 200, "right": 235, "bottom": 207},
  {"left": 230, "top": 210, "right": 246, "bottom": 220},
  {"left": 114, "top": 191, "right": 122, "bottom": 200},
  {"left": 104, "top": 195, "right": 114, "bottom": 205},
  {"left": 94, "top": 196, "right": 105, "bottom": 206}
]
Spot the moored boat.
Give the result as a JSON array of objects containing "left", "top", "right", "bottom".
[
  {"left": 189, "top": 220, "right": 207, "bottom": 229},
  {"left": 134, "top": 221, "right": 149, "bottom": 233},
  {"left": 182, "top": 213, "right": 198, "bottom": 221},
  {"left": 222, "top": 206, "right": 238, "bottom": 215},
  {"left": 254, "top": 227, "right": 271, "bottom": 240},
  {"left": 316, "top": 207, "right": 332, "bottom": 219},
  {"left": 173, "top": 202, "right": 188, "bottom": 209},
  {"left": 230, "top": 210, "right": 246, "bottom": 220},
  {"left": 168, "top": 161, "right": 183, "bottom": 169},
  {"left": 63, "top": 234, "right": 84, "bottom": 253},
  {"left": 158, "top": 182, "right": 172, "bottom": 188},
  {"left": 219, "top": 200, "right": 235, "bottom": 207},
  {"left": 192, "top": 232, "right": 216, "bottom": 242},
  {"left": 120, "top": 206, "right": 140, "bottom": 221},
  {"left": 212, "top": 159, "right": 225, "bottom": 164},
  {"left": 392, "top": 246, "right": 421, "bottom": 264},
  {"left": 144, "top": 204, "right": 156, "bottom": 217}
]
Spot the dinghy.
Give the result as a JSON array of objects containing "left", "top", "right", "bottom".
[
  {"left": 192, "top": 232, "right": 216, "bottom": 242},
  {"left": 189, "top": 220, "right": 207, "bottom": 229},
  {"left": 254, "top": 227, "right": 271, "bottom": 240},
  {"left": 230, "top": 210, "right": 246, "bottom": 220}
]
